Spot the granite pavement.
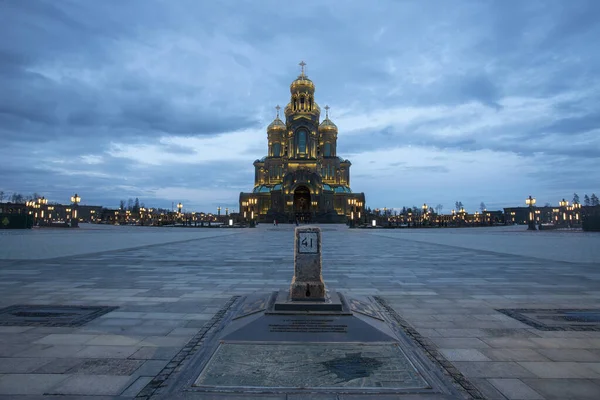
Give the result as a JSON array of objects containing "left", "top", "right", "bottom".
[{"left": 0, "top": 224, "right": 598, "bottom": 399}]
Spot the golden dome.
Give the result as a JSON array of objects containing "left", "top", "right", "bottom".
[
  {"left": 267, "top": 105, "right": 286, "bottom": 131},
  {"left": 319, "top": 105, "right": 337, "bottom": 132},
  {"left": 290, "top": 60, "right": 315, "bottom": 94},
  {"left": 267, "top": 116, "right": 285, "bottom": 131},
  {"left": 290, "top": 75, "right": 315, "bottom": 94}
]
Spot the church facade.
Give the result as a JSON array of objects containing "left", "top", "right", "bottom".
[{"left": 239, "top": 62, "right": 365, "bottom": 223}]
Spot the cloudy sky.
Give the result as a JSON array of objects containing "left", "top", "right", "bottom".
[{"left": 1, "top": 0, "right": 599, "bottom": 213}]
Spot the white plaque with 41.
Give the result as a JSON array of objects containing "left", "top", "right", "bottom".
[{"left": 297, "top": 232, "right": 318, "bottom": 254}]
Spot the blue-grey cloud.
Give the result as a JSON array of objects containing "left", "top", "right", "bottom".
[{"left": 1, "top": 0, "right": 599, "bottom": 212}]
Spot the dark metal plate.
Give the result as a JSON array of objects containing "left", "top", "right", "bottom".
[
  {"left": 496, "top": 308, "right": 600, "bottom": 331},
  {"left": 0, "top": 305, "right": 118, "bottom": 327},
  {"left": 194, "top": 342, "right": 429, "bottom": 389}
]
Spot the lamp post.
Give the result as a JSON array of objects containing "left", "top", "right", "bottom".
[
  {"left": 451, "top": 209, "right": 456, "bottom": 226},
  {"left": 525, "top": 195, "right": 536, "bottom": 230},
  {"left": 37, "top": 197, "right": 48, "bottom": 224},
  {"left": 422, "top": 203, "right": 428, "bottom": 227},
  {"left": 573, "top": 202, "right": 581, "bottom": 224},
  {"left": 559, "top": 198, "right": 568, "bottom": 224},
  {"left": 70, "top": 193, "right": 81, "bottom": 228},
  {"left": 26, "top": 200, "right": 35, "bottom": 227}
]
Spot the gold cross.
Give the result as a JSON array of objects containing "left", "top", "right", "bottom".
[
  {"left": 275, "top": 105, "right": 280, "bottom": 118},
  {"left": 324, "top": 105, "right": 330, "bottom": 119},
  {"left": 299, "top": 61, "right": 306, "bottom": 75}
]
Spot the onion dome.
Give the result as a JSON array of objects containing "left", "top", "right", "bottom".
[
  {"left": 267, "top": 105, "right": 286, "bottom": 131},
  {"left": 290, "top": 61, "right": 315, "bottom": 94},
  {"left": 319, "top": 105, "right": 337, "bottom": 132}
]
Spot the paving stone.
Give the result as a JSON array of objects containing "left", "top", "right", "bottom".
[
  {"left": 119, "top": 375, "right": 153, "bottom": 397},
  {"left": 488, "top": 378, "right": 544, "bottom": 399},
  {"left": 128, "top": 346, "right": 180, "bottom": 360},
  {"left": 470, "top": 378, "right": 512, "bottom": 400},
  {"left": 138, "top": 335, "right": 191, "bottom": 347},
  {"left": 452, "top": 361, "right": 537, "bottom": 378},
  {"left": 168, "top": 327, "right": 200, "bottom": 336},
  {"left": 74, "top": 345, "right": 139, "bottom": 358},
  {"left": 430, "top": 337, "right": 491, "bottom": 348},
  {"left": 481, "top": 348, "right": 550, "bottom": 362},
  {"left": 439, "top": 348, "right": 491, "bottom": 361},
  {"left": 15, "top": 345, "right": 85, "bottom": 358},
  {"left": 86, "top": 334, "right": 144, "bottom": 346},
  {"left": 518, "top": 361, "right": 600, "bottom": 378},
  {"left": 1, "top": 225, "right": 600, "bottom": 398},
  {"left": 66, "top": 358, "right": 144, "bottom": 375},
  {"left": 537, "top": 348, "right": 600, "bottom": 362},
  {"left": 434, "top": 328, "right": 486, "bottom": 337},
  {"left": 47, "top": 374, "right": 132, "bottom": 396},
  {"left": 131, "top": 359, "right": 169, "bottom": 376},
  {"left": 32, "top": 358, "right": 87, "bottom": 374},
  {"left": 0, "top": 343, "right": 47, "bottom": 357},
  {"left": 0, "top": 357, "right": 54, "bottom": 373},
  {"left": 34, "top": 333, "right": 98, "bottom": 345},
  {"left": 0, "top": 373, "right": 67, "bottom": 395},
  {"left": 522, "top": 378, "right": 600, "bottom": 399}
]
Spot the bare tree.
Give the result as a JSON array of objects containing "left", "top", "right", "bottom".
[
  {"left": 0, "top": 191, "right": 4, "bottom": 202},
  {"left": 11, "top": 193, "right": 24, "bottom": 203},
  {"left": 480, "top": 202, "right": 486, "bottom": 212},
  {"left": 119, "top": 200, "right": 125, "bottom": 211}
]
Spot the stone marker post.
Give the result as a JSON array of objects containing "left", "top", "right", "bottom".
[{"left": 290, "top": 226, "right": 326, "bottom": 300}]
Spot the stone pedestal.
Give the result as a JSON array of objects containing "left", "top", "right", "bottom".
[{"left": 290, "top": 226, "right": 325, "bottom": 300}]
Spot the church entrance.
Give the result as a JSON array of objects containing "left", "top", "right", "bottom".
[{"left": 293, "top": 186, "right": 311, "bottom": 223}]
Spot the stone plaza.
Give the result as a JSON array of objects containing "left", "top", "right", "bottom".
[{"left": 0, "top": 224, "right": 599, "bottom": 399}]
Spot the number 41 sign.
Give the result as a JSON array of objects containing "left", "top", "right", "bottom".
[{"left": 297, "top": 231, "right": 319, "bottom": 254}]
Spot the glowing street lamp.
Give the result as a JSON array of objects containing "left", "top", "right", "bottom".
[
  {"left": 70, "top": 193, "right": 81, "bottom": 228},
  {"left": 525, "top": 195, "right": 536, "bottom": 230},
  {"left": 422, "top": 203, "right": 428, "bottom": 226}
]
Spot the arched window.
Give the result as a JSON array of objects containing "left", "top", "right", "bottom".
[
  {"left": 297, "top": 129, "right": 307, "bottom": 153},
  {"left": 273, "top": 143, "right": 281, "bottom": 157},
  {"left": 324, "top": 143, "right": 331, "bottom": 157}
]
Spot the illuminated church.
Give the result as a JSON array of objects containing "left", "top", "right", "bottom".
[{"left": 239, "top": 62, "right": 365, "bottom": 223}]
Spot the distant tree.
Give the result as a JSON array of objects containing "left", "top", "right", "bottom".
[
  {"left": 573, "top": 193, "right": 580, "bottom": 205},
  {"left": 429, "top": 206, "right": 434, "bottom": 214},
  {"left": 0, "top": 191, "right": 4, "bottom": 202},
  {"left": 11, "top": 192, "right": 24, "bottom": 203},
  {"left": 591, "top": 194, "right": 600, "bottom": 206},
  {"left": 401, "top": 206, "right": 407, "bottom": 215},
  {"left": 454, "top": 201, "right": 463, "bottom": 211},
  {"left": 544, "top": 202, "right": 552, "bottom": 207},
  {"left": 133, "top": 198, "right": 140, "bottom": 213},
  {"left": 435, "top": 204, "right": 443, "bottom": 214},
  {"left": 119, "top": 200, "right": 125, "bottom": 211},
  {"left": 127, "top": 198, "right": 133, "bottom": 211},
  {"left": 140, "top": 202, "right": 145, "bottom": 209},
  {"left": 32, "top": 192, "right": 41, "bottom": 201},
  {"left": 480, "top": 202, "right": 486, "bottom": 212},
  {"left": 584, "top": 195, "right": 591, "bottom": 206}
]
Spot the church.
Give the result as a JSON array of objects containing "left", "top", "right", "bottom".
[{"left": 239, "top": 62, "right": 366, "bottom": 223}]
